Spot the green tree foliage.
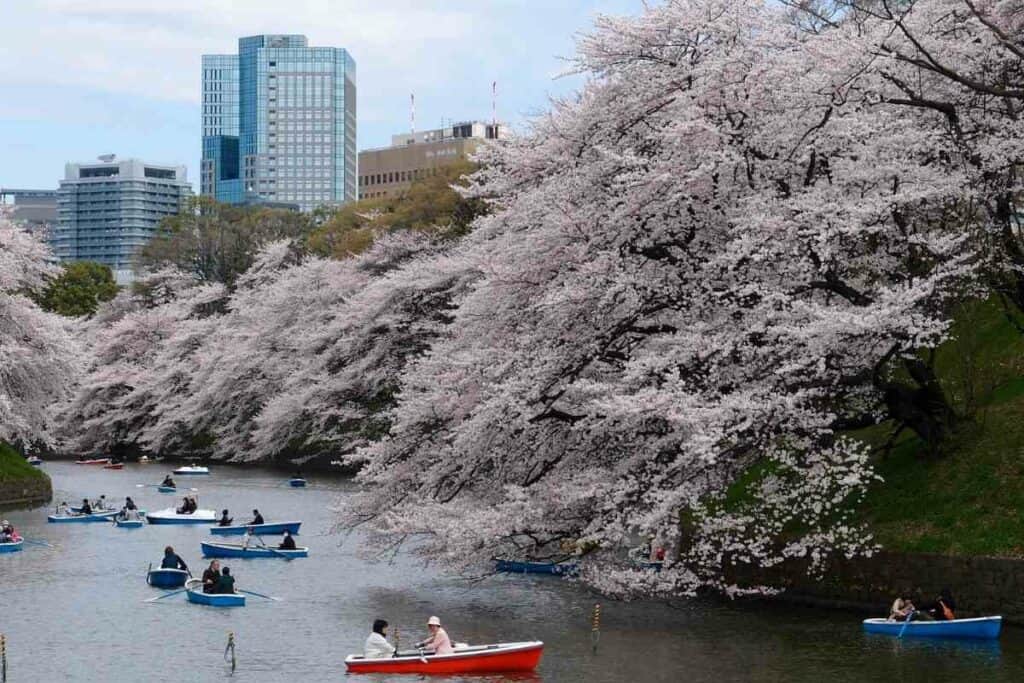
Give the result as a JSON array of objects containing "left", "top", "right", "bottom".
[
  {"left": 36, "top": 261, "right": 118, "bottom": 317},
  {"left": 307, "top": 161, "right": 486, "bottom": 259},
  {"left": 140, "top": 196, "right": 314, "bottom": 287}
]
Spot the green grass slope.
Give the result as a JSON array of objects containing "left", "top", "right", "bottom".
[
  {"left": 857, "top": 299, "right": 1024, "bottom": 557},
  {"left": 0, "top": 442, "right": 46, "bottom": 485}
]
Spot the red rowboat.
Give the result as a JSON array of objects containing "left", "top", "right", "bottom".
[
  {"left": 344, "top": 641, "right": 543, "bottom": 675},
  {"left": 103, "top": 463, "right": 124, "bottom": 470},
  {"left": 75, "top": 458, "right": 111, "bottom": 465}
]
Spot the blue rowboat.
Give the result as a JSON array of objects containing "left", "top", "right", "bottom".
[
  {"left": 209, "top": 521, "right": 301, "bottom": 536},
  {"left": 115, "top": 518, "right": 144, "bottom": 528},
  {"left": 146, "top": 508, "right": 217, "bottom": 525},
  {"left": 0, "top": 540, "right": 24, "bottom": 553},
  {"left": 201, "top": 541, "right": 308, "bottom": 559},
  {"left": 185, "top": 578, "right": 245, "bottom": 607},
  {"left": 48, "top": 511, "right": 118, "bottom": 523},
  {"left": 288, "top": 478, "right": 306, "bottom": 487},
  {"left": 27, "top": 457, "right": 43, "bottom": 467},
  {"left": 147, "top": 567, "right": 189, "bottom": 588},
  {"left": 495, "top": 559, "right": 578, "bottom": 576},
  {"left": 862, "top": 617, "right": 1002, "bottom": 640},
  {"left": 157, "top": 486, "right": 176, "bottom": 493}
]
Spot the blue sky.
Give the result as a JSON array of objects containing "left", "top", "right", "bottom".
[{"left": 0, "top": 0, "right": 642, "bottom": 192}]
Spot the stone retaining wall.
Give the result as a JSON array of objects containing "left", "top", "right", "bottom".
[
  {"left": 767, "top": 551, "right": 1024, "bottom": 624},
  {"left": 0, "top": 476, "right": 52, "bottom": 508}
]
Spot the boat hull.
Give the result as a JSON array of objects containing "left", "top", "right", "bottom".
[
  {"left": 27, "top": 458, "right": 42, "bottom": 467},
  {"left": 74, "top": 459, "right": 110, "bottom": 465},
  {"left": 146, "top": 508, "right": 217, "bottom": 525},
  {"left": 147, "top": 568, "right": 189, "bottom": 588},
  {"left": 862, "top": 617, "right": 1002, "bottom": 640},
  {"left": 157, "top": 486, "right": 176, "bottom": 493},
  {"left": 210, "top": 521, "right": 301, "bottom": 536},
  {"left": 288, "top": 478, "right": 306, "bottom": 487},
  {"left": 103, "top": 463, "right": 124, "bottom": 470},
  {"left": 0, "top": 540, "right": 23, "bottom": 553},
  {"left": 48, "top": 511, "right": 117, "bottom": 523},
  {"left": 115, "top": 519, "right": 144, "bottom": 528},
  {"left": 495, "top": 559, "right": 578, "bottom": 576},
  {"left": 185, "top": 579, "right": 245, "bottom": 607},
  {"left": 345, "top": 641, "right": 544, "bottom": 674},
  {"left": 173, "top": 467, "right": 209, "bottom": 475},
  {"left": 201, "top": 541, "right": 308, "bottom": 559}
]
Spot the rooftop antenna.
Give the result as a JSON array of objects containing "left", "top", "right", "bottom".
[
  {"left": 410, "top": 93, "right": 416, "bottom": 138},
  {"left": 492, "top": 80, "right": 497, "bottom": 127}
]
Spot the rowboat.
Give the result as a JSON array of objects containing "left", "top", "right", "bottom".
[
  {"left": 185, "top": 578, "right": 245, "bottom": 607},
  {"left": 173, "top": 465, "right": 210, "bottom": 475},
  {"left": 201, "top": 540, "right": 308, "bottom": 559},
  {"left": 862, "top": 616, "right": 1002, "bottom": 640},
  {"left": 26, "top": 457, "right": 42, "bottom": 467},
  {"left": 0, "top": 540, "right": 24, "bottom": 553},
  {"left": 47, "top": 511, "right": 118, "bottom": 523},
  {"left": 209, "top": 521, "right": 302, "bottom": 536},
  {"left": 288, "top": 478, "right": 306, "bottom": 487},
  {"left": 157, "top": 485, "right": 176, "bottom": 493},
  {"left": 70, "top": 505, "right": 118, "bottom": 514},
  {"left": 103, "top": 463, "right": 124, "bottom": 470},
  {"left": 495, "top": 559, "right": 578, "bottom": 576},
  {"left": 74, "top": 458, "right": 110, "bottom": 465},
  {"left": 115, "top": 517, "right": 145, "bottom": 528},
  {"left": 345, "top": 641, "right": 544, "bottom": 675},
  {"left": 146, "top": 508, "right": 217, "bottom": 525},
  {"left": 147, "top": 567, "right": 189, "bottom": 588}
]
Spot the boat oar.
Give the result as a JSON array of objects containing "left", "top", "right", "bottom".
[
  {"left": 21, "top": 538, "right": 54, "bottom": 548},
  {"left": 898, "top": 611, "right": 915, "bottom": 639},
  {"left": 145, "top": 588, "right": 188, "bottom": 603},
  {"left": 236, "top": 589, "right": 280, "bottom": 601},
  {"left": 253, "top": 536, "right": 293, "bottom": 562}
]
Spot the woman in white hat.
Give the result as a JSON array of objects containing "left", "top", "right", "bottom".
[{"left": 415, "top": 616, "right": 453, "bottom": 655}]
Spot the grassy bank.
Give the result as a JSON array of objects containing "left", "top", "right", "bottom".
[
  {"left": 0, "top": 442, "right": 51, "bottom": 506},
  {"left": 857, "top": 299, "right": 1024, "bottom": 557}
]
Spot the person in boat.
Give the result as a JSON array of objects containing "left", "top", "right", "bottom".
[
  {"left": 364, "top": 619, "right": 396, "bottom": 659},
  {"left": 218, "top": 510, "right": 233, "bottom": 527},
  {"left": 926, "top": 588, "right": 957, "bottom": 621},
  {"left": 161, "top": 475, "right": 176, "bottom": 488},
  {"left": 161, "top": 546, "right": 189, "bottom": 573},
  {"left": 124, "top": 497, "right": 137, "bottom": 511},
  {"left": 202, "top": 560, "right": 221, "bottom": 594},
  {"left": 79, "top": 499, "right": 93, "bottom": 515},
  {"left": 56, "top": 501, "right": 70, "bottom": 516},
  {"left": 92, "top": 495, "right": 108, "bottom": 511},
  {"left": 279, "top": 531, "right": 297, "bottom": 550},
  {"left": 241, "top": 527, "right": 266, "bottom": 550},
  {"left": 889, "top": 593, "right": 916, "bottom": 621},
  {"left": 415, "top": 616, "right": 453, "bottom": 655},
  {"left": 248, "top": 509, "right": 265, "bottom": 526},
  {"left": 214, "top": 566, "right": 236, "bottom": 594}
]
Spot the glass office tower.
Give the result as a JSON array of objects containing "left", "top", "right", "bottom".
[{"left": 201, "top": 35, "right": 357, "bottom": 211}]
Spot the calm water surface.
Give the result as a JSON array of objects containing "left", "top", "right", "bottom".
[{"left": 1, "top": 462, "right": 1022, "bottom": 682}]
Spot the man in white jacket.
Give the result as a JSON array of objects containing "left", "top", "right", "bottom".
[{"left": 364, "top": 619, "right": 396, "bottom": 659}]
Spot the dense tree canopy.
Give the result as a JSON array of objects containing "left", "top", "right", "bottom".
[
  {"left": 36, "top": 261, "right": 118, "bottom": 317},
  {"left": 58, "top": 0, "right": 1024, "bottom": 597}
]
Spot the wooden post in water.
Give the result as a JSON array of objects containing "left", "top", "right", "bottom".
[
  {"left": 225, "top": 631, "right": 236, "bottom": 673},
  {"left": 591, "top": 603, "right": 601, "bottom": 654},
  {"left": 2, "top": 632, "right": 7, "bottom": 683}
]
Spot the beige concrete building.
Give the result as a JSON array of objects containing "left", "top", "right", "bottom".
[{"left": 358, "top": 121, "right": 503, "bottom": 200}]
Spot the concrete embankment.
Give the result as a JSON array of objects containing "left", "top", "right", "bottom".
[{"left": 761, "top": 551, "right": 1024, "bottom": 624}]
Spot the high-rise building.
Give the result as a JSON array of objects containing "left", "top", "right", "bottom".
[
  {"left": 55, "top": 156, "right": 190, "bottom": 284},
  {"left": 358, "top": 121, "right": 503, "bottom": 200},
  {"left": 0, "top": 188, "right": 58, "bottom": 240},
  {"left": 201, "top": 34, "right": 357, "bottom": 212}
]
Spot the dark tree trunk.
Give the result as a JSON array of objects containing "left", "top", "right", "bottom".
[{"left": 876, "top": 357, "right": 958, "bottom": 458}]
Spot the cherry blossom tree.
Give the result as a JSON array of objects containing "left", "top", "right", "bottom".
[
  {"left": 340, "top": 0, "right": 987, "bottom": 596},
  {"left": 0, "top": 212, "right": 81, "bottom": 446}
]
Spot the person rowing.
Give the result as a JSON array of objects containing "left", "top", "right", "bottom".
[
  {"left": 55, "top": 501, "right": 70, "bottom": 516},
  {"left": 415, "top": 616, "right": 453, "bottom": 655},
  {"left": 241, "top": 527, "right": 266, "bottom": 550},
  {"left": 92, "top": 495, "right": 108, "bottom": 511},
  {"left": 124, "top": 496, "right": 137, "bottom": 511},
  {"left": 202, "top": 560, "right": 221, "bottom": 594},
  {"left": 247, "top": 509, "right": 265, "bottom": 526},
  {"left": 161, "top": 475, "right": 175, "bottom": 489},
  {"left": 79, "top": 499, "right": 92, "bottom": 516},
  {"left": 364, "top": 619, "right": 396, "bottom": 659},
  {"left": 279, "top": 531, "right": 297, "bottom": 550},
  {"left": 218, "top": 509, "right": 233, "bottom": 526},
  {"left": 161, "top": 546, "right": 189, "bottom": 573}
]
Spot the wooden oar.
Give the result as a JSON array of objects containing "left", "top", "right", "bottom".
[
  {"left": 251, "top": 536, "right": 294, "bottom": 562},
  {"left": 20, "top": 538, "right": 54, "bottom": 548},
  {"left": 145, "top": 588, "right": 187, "bottom": 603},
  {"left": 236, "top": 589, "right": 280, "bottom": 601}
]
